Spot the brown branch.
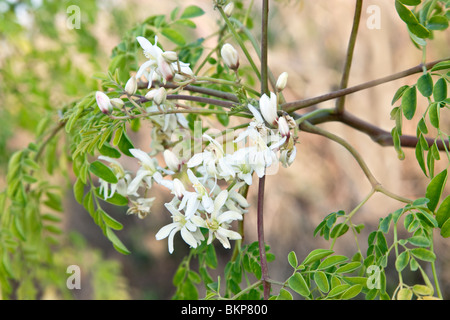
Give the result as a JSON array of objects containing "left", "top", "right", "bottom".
[
  {"left": 282, "top": 58, "right": 449, "bottom": 113},
  {"left": 302, "top": 109, "right": 450, "bottom": 151}
]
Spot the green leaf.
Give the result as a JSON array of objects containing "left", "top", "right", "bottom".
[
  {"left": 408, "top": 22, "right": 431, "bottom": 39},
  {"left": 173, "top": 267, "right": 187, "bottom": 286},
  {"left": 433, "top": 78, "right": 447, "bottom": 102},
  {"left": 301, "top": 249, "right": 334, "bottom": 265},
  {"left": 395, "top": 250, "right": 410, "bottom": 272},
  {"left": 330, "top": 223, "right": 349, "bottom": 239},
  {"left": 401, "top": 86, "right": 417, "bottom": 120},
  {"left": 407, "top": 235, "right": 431, "bottom": 247},
  {"left": 100, "top": 191, "right": 129, "bottom": 206},
  {"left": 410, "top": 248, "right": 436, "bottom": 262},
  {"left": 426, "top": 169, "right": 447, "bottom": 212},
  {"left": 73, "top": 178, "right": 85, "bottom": 204},
  {"left": 430, "top": 61, "right": 450, "bottom": 72},
  {"left": 427, "top": 15, "right": 449, "bottom": 30},
  {"left": 417, "top": 73, "right": 433, "bottom": 97},
  {"left": 101, "top": 210, "right": 123, "bottom": 230},
  {"left": 328, "top": 284, "right": 350, "bottom": 298},
  {"left": 436, "top": 196, "right": 450, "bottom": 227},
  {"left": 399, "top": 0, "right": 421, "bottom": 5},
  {"left": 397, "top": 287, "right": 413, "bottom": 300},
  {"left": 288, "top": 251, "right": 298, "bottom": 269},
  {"left": 440, "top": 219, "right": 450, "bottom": 238},
  {"left": 395, "top": 0, "right": 419, "bottom": 24},
  {"left": 117, "top": 130, "right": 135, "bottom": 157},
  {"left": 412, "top": 284, "right": 433, "bottom": 296},
  {"left": 335, "top": 262, "right": 362, "bottom": 274},
  {"left": 89, "top": 161, "right": 118, "bottom": 184},
  {"left": 391, "top": 85, "right": 410, "bottom": 105},
  {"left": 341, "top": 284, "right": 362, "bottom": 300},
  {"left": 317, "top": 255, "right": 348, "bottom": 270},
  {"left": 415, "top": 141, "right": 427, "bottom": 176},
  {"left": 180, "top": 5, "right": 205, "bottom": 19},
  {"left": 99, "top": 142, "right": 121, "bottom": 158},
  {"left": 161, "top": 28, "right": 186, "bottom": 46},
  {"left": 277, "top": 288, "right": 293, "bottom": 300},
  {"left": 314, "top": 271, "right": 330, "bottom": 293},
  {"left": 288, "top": 273, "right": 310, "bottom": 297},
  {"left": 105, "top": 227, "right": 130, "bottom": 255}
]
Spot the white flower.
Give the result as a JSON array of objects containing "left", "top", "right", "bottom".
[
  {"left": 127, "top": 197, "right": 155, "bottom": 219},
  {"left": 155, "top": 202, "right": 204, "bottom": 254},
  {"left": 127, "top": 148, "right": 163, "bottom": 196},
  {"left": 98, "top": 156, "right": 131, "bottom": 200},
  {"left": 178, "top": 169, "right": 214, "bottom": 219},
  {"left": 228, "top": 148, "right": 254, "bottom": 185},
  {"left": 95, "top": 91, "right": 113, "bottom": 114},
  {"left": 136, "top": 36, "right": 164, "bottom": 88},
  {"left": 221, "top": 43, "right": 239, "bottom": 70},
  {"left": 187, "top": 134, "right": 235, "bottom": 180},
  {"left": 259, "top": 92, "right": 278, "bottom": 126},
  {"left": 191, "top": 190, "right": 243, "bottom": 249},
  {"left": 136, "top": 36, "right": 194, "bottom": 87}
]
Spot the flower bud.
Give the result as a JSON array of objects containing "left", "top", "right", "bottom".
[
  {"left": 162, "top": 51, "right": 178, "bottom": 63},
  {"left": 124, "top": 76, "right": 137, "bottom": 95},
  {"left": 259, "top": 92, "right": 278, "bottom": 126},
  {"left": 278, "top": 116, "right": 290, "bottom": 138},
  {"left": 110, "top": 98, "right": 124, "bottom": 109},
  {"left": 172, "top": 178, "right": 185, "bottom": 200},
  {"left": 164, "top": 149, "right": 181, "bottom": 172},
  {"left": 145, "top": 87, "right": 167, "bottom": 105},
  {"left": 276, "top": 72, "right": 288, "bottom": 92},
  {"left": 221, "top": 43, "right": 239, "bottom": 70},
  {"left": 224, "top": 2, "right": 234, "bottom": 16},
  {"left": 95, "top": 91, "right": 113, "bottom": 114}
]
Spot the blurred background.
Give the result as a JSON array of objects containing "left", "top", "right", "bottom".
[{"left": 0, "top": 0, "right": 449, "bottom": 299}]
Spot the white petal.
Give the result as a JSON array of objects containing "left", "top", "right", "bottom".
[
  {"left": 217, "top": 210, "right": 243, "bottom": 224},
  {"left": 181, "top": 227, "right": 199, "bottom": 248},
  {"left": 187, "top": 153, "right": 204, "bottom": 168},
  {"left": 247, "top": 104, "right": 264, "bottom": 124},
  {"left": 155, "top": 222, "right": 179, "bottom": 240},
  {"left": 218, "top": 227, "right": 242, "bottom": 240},
  {"left": 214, "top": 190, "right": 229, "bottom": 213}
]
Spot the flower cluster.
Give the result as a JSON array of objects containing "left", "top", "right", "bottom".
[{"left": 94, "top": 36, "right": 298, "bottom": 254}]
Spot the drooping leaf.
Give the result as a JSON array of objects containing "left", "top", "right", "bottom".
[
  {"left": 417, "top": 73, "right": 433, "bottom": 97},
  {"left": 401, "top": 86, "right": 417, "bottom": 120},
  {"left": 426, "top": 169, "right": 447, "bottom": 212}
]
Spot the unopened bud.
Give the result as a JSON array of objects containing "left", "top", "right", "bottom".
[
  {"left": 110, "top": 98, "right": 124, "bottom": 109},
  {"left": 278, "top": 116, "right": 290, "bottom": 138},
  {"left": 276, "top": 72, "right": 288, "bottom": 92},
  {"left": 162, "top": 51, "right": 178, "bottom": 63},
  {"left": 259, "top": 92, "right": 278, "bottom": 126},
  {"left": 95, "top": 91, "right": 113, "bottom": 114},
  {"left": 221, "top": 43, "right": 239, "bottom": 70},
  {"left": 164, "top": 149, "right": 181, "bottom": 172},
  {"left": 124, "top": 76, "right": 137, "bottom": 95},
  {"left": 145, "top": 87, "right": 167, "bottom": 106},
  {"left": 224, "top": 2, "right": 234, "bottom": 16},
  {"left": 172, "top": 178, "right": 185, "bottom": 200}
]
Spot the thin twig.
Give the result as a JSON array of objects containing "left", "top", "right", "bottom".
[
  {"left": 335, "top": 0, "right": 363, "bottom": 114},
  {"left": 282, "top": 58, "right": 449, "bottom": 113}
]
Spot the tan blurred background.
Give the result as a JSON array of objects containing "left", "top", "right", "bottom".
[{"left": 1, "top": 0, "right": 449, "bottom": 299}]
